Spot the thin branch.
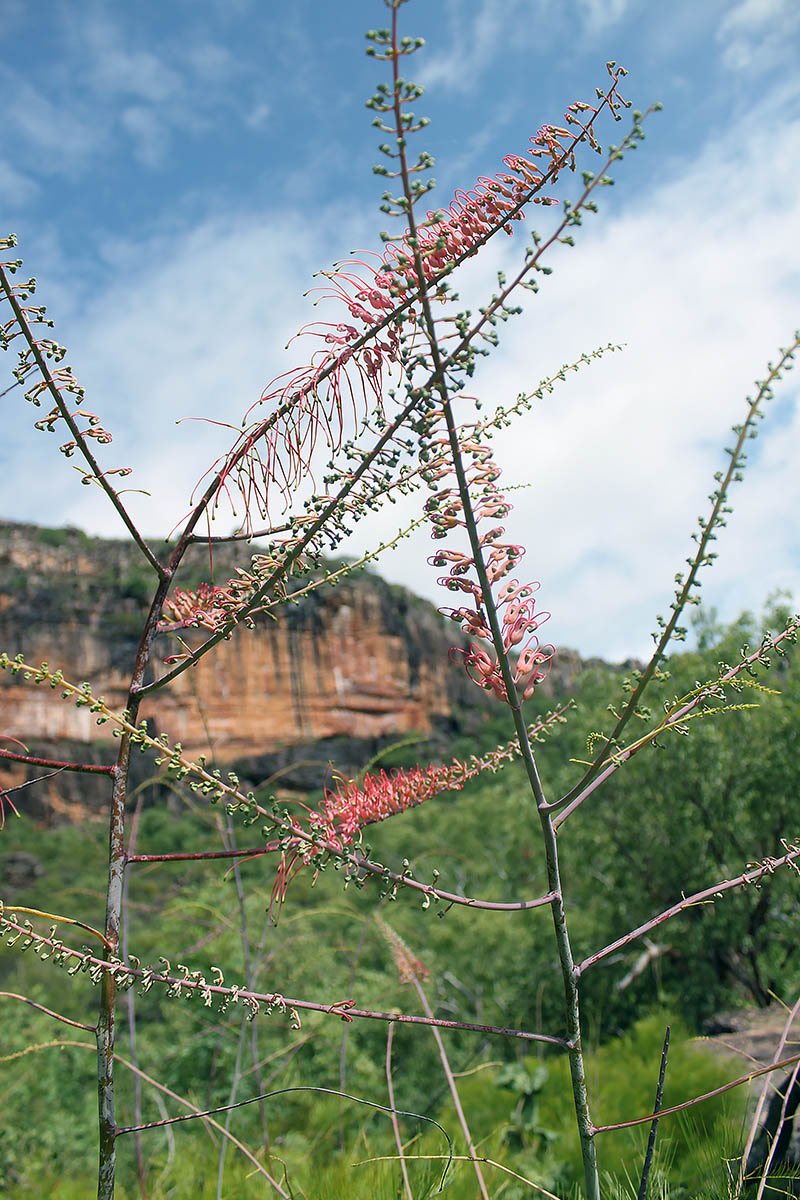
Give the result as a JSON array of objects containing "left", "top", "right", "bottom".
[
  {"left": 352, "top": 1152, "right": 562, "bottom": 1198},
  {"left": 187, "top": 519, "right": 294, "bottom": 545},
  {"left": 0, "top": 913, "right": 569, "bottom": 1044},
  {"left": 593, "top": 1052, "right": 800, "bottom": 1134},
  {"left": 0, "top": 990, "right": 94, "bottom": 1032},
  {"left": 121, "top": 793, "right": 148, "bottom": 1198},
  {"left": 0, "top": 765, "right": 65, "bottom": 795},
  {"left": 126, "top": 845, "right": 559, "bottom": 912},
  {"left": 0, "top": 1037, "right": 90, "bottom": 1064},
  {"left": 340, "top": 901, "right": 389, "bottom": 1150},
  {"left": 637, "top": 1025, "right": 670, "bottom": 1200},
  {"left": 699, "top": 1036, "right": 778, "bottom": 1082},
  {"left": 149, "top": 1090, "right": 176, "bottom": 1184},
  {"left": 112, "top": 1051, "right": 290, "bottom": 1198},
  {"left": 556, "top": 334, "right": 800, "bottom": 813},
  {"left": 2, "top": 905, "right": 110, "bottom": 948},
  {"left": 127, "top": 848, "right": 267, "bottom": 864},
  {"left": 754, "top": 1057, "right": 800, "bottom": 1200},
  {"left": 117, "top": 1083, "right": 454, "bottom": 1193},
  {"left": 0, "top": 1034, "right": 288, "bottom": 1192},
  {"left": 0, "top": 748, "right": 115, "bottom": 773},
  {"left": 408, "top": 973, "right": 489, "bottom": 1200},
  {"left": 575, "top": 842, "right": 800, "bottom": 976},
  {"left": 386, "top": 1022, "right": 415, "bottom": 1200},
  {"left": 217, "top": 1002, "right": 253, "bottom": 1199},
  {"left": 552, "top": 620, "right": 799, "bottom": 826},
  {"left": 215, "top": 809, "right": 270, "bottom": 1196},
  {"left": 736, "top": 993, "right": 800, "bottom": 1196},
  {"left": 0, "top": 262, "right": 165, "bottom": 578}
]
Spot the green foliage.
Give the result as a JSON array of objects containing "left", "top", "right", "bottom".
[
  {"left": 0, "top": 1004, "right": 745, "bottom": 1198},
  {"left": 33, "top": 526, "right": 94, "bottom": 549},
  {"left": 559, "top": 603, "right": 800, "bottom": 1029},
  {"left": 2, "top": 606, "right": 797, "bottom": 1194},
  {"left": 1, "top": 567, "right": 29, "bottom": 595},
  {"left": 118, "top": 570, "right": 152, "bottom": 605}
]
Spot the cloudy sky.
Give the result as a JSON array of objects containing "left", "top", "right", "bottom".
[{"left": 2, "top": 0, "right": 799, "bottom": 659}]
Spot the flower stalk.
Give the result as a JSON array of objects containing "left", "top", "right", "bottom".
[{"left": 2, "top": 5, "right": 796, "bottom": 1197}]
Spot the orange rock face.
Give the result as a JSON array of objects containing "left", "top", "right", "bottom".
[
  {"left": 146, "top": 587, "right": 469, "bottom": 758},
  {"left": 0, "top": 522, "right": 478, "bottom": 761},
  {"left": 1, "top": 523, "right": 620, "bottom": 785}
]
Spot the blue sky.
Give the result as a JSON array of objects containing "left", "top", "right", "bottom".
[{"left": 2, "top": 0, "right": 799, "bottom": 658}]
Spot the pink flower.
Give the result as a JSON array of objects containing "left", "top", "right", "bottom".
[
  {"left": 261, "top": 733, "right": 539, "bottom": 914},
  {"left": 159, "top": 583, "right": 229, "bottom": 632}
]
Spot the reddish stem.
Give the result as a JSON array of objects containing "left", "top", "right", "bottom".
[
  {"left": 576, "top": 843, "right": 800, "bottom": 977},
  {"left": 593, "top": 1052, "right": 800, "bottom": 1134},
  {"left": 126, "top": 849, "right": 263, "bottom": 863},
  {"left": 0, "top": 749, "right": 115, "bottom": 773}
]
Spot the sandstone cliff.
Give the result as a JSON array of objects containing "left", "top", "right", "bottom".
[
  {"left": 0, "top": 521, "right": 622, "bottom": 820},
  {"left": 0, "top": 521, "right": 481, "bottom": 749}
]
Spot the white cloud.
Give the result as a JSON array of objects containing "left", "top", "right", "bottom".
[
  {"left": 419, "top": 0, "right": 635, "bottom": 91},
  {"left": 576, "top": 0, "right": 632, "bottom": 31},
  {"left": 721, "top": 0, "right": 789, "bottom": 32},
  {"left": 120, "top": 106, "right": 170, "bottom": 168},
  {"left": 418, "top": 0, "right": 533, "bottom": 93},
  {"left": 0, "top": 207, "right": 372, "bottom": 547},
  {"left": 0, "top": 160, "right": 39, "bottom": 206},
  {"left": 185, "top": 42, "right": 236, "bottom": 84},
  {"left": 0, "top": 10, "right": 250, "bottom": 182},
  {"left": 83, "top": 20, "right": 182, "bottom": 104},
  {"left": 245, "top": 102, "right": 271, "bottom": 130},
  {"left": 717, "top": 0, "right": 800, "bottom": 70},
  {"left": 342, "top": 82, "right": 800, "bottom": 658},
  {"left": 2, "top": 81, "right": 798, "bottom": 661},
  {"left": 0, "top": 74, "right": 105, "bottom": 172}
]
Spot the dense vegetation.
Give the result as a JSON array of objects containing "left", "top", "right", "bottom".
[{"left": 1, "top": 601, "right": 797, "bottom": 1196}]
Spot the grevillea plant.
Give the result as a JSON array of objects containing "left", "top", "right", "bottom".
[{"left": 1, "top": 2, "right": 799, "bottom": 1197}]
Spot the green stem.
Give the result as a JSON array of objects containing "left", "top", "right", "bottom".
[
  {"left": 387, "top": 7, "right": 599, "bottom": 1193},
  {"left": 556, "top": 335, "right": 800, "bottom": 817},
  {"left": 0, "top": 263, "right": 165, "bottom": 579},
  {"left": 95, "top": 569, "right": 175, "bottom": 1199},
  {"left": 96, "top": 739, "right": 130, "bottom": 1200}
]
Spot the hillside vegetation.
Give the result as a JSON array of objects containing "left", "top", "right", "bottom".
[{"left": 1, "top": 601, "right": 797, "bottom": 1196}]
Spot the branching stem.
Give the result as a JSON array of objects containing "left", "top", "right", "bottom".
[
  {"left": 0, "top": 263, "right": 165, "bottom": 578},
  {"left": 386, "top": 8, "right": 602, "bottom": 1192},
  {"left": 556, "top": 335, "right": 800, "bottom": 814}
]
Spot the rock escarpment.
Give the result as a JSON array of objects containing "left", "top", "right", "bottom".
[
  {"left": 0, "top": 522, "right": 480, "bottom": 756},
  {"left": 0, "top": 521, "right": 628, "bottom": 820}
]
